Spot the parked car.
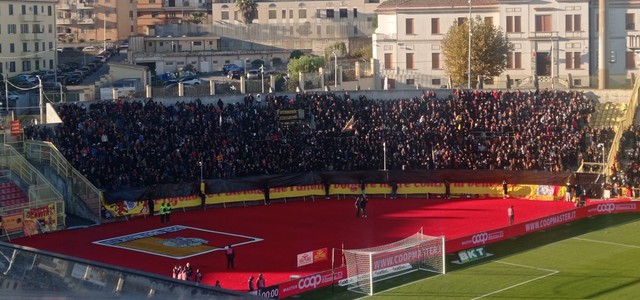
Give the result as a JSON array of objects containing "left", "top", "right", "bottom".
[
  {"left": 223, "top": 63, "right": 240, "bottom": 74},
  {"left": 82, "top": 46, "right": 98, "bottom": 52},
  {"left": 246, "top": 69, "right": 261, "bottom": 80},
  {"left": 66, "top": 74, "right": 82, "bottom": 85},
  {"left": 16, "top": 74, "right": 38, "bottom": 84},
  {"left": 181, "top": 76, "right": 202, "bottom": 85},
  {"left": 227, "top": 67, "right": 245, "bottom": 79}
]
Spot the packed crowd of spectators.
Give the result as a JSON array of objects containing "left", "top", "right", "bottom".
[
  {"left": 610, "top": 125, "right": 640, "bottom": 195},
  {"left": 25, "top": 89, "right": 607, "bottom": 191}
]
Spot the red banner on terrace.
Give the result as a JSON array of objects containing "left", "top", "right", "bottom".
[{"left": 446, "top": 201, "right": 640, "bottom": 253}]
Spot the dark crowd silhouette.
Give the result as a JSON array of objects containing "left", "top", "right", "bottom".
[{"left": 24, "top": 89, "right": 613, "bottom": 191}]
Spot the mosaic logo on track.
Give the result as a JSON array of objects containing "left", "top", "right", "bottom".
[{"left": 97, "top": 226, "right": 187, "bottom": 245}]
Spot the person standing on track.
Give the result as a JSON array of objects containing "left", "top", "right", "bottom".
[
  {"left": 226, "top": 245, "right": 235, "bottom": 269},
  {"left": 360, "top": 196, "right": 368, "bottom": 218},
  {"left": 355, "top": 196, "right": 362, "bottom": 218},
  {"left": 508, "top": 205, "right": 514, "bottom": 225},
  {"left": 160, "top": 203, "right": 166, "bottom": 223},
  {"left": 165, "top": 202, "right": 172, "bottom": 222},
  {"left": 256, "top": 274, "right": 266, "bottom": 289},
  {"left": 503, "top": 180, "right": 508, "bottom": 199}
]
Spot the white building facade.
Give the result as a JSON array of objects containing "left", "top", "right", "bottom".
[
  {"left": 372, "top": 0, "right": 640, "bottom": 89},
  {"left": 0, "top": 0, "right": 57, "bottom": 77}
]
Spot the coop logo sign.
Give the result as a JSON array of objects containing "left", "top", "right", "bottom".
[
  {"left": 596, "top": 203, "right": 616, "bottom": 213},
  {"left": 297, "top": 275, "right": 322, "bottom": 289},
  {"left": 588, "top": 203, "right": 637, "bottom": 214},
  {"left": 462, "top": 231, "right": 504, "bottom": 246}
]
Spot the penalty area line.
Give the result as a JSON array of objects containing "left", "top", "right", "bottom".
[
  {"left": 354, "top": 274, "right": 445, "bottom": 300},
  {"left": 470, "top": 261, "right": 559, "bottom": 300},
  {"left": 572, "top": 237, "right": 640, "bottom": 249}
]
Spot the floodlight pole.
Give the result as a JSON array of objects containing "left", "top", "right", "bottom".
[
  {"left": 332, "top": 51, "right": 338, "bottom": 89},
  {"left": 468, "top": 0, "right": 472, "bottom": 90},
  {"left": 37, "top": 75, "right": 43, "bottom": 124},
  {"left": 383, "top": 142, "right": 387, "bottom": 171}
]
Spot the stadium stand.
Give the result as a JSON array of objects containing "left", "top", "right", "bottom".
[{"left": 23, "top": 90, "right": 614, "bottom": 192}]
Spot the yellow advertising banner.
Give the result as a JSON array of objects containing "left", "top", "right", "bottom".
[
  {"left": 1, "top": 212, "right": 24, "bottom": 232},
  {"left": 270, "top": 185, "right": 324, "bottom": 199},
  {"left": 103, "top": 201, "right": 148, "bottom": 218},
  {"left": 208, "top": 189, "right": 264, "bottom": 205},
  {"left": 23, "top": 203, "right": 58, "bottom": 233},
  {"left": 397, "top": 183, "right": 446, "bottom": 195}
]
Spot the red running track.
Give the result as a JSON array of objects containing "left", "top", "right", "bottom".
[{"left": 11, "top": 197, "right": 576, "bottom": 292}]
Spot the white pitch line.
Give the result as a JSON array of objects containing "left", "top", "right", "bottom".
[
  {"left": 470, "top": 261, "right": 559, "bottom": 300},
  {"left": 572, "top": 237, "right": 640, "bottom": 249},
  {"left": 354, "top": 274, "right": 444, "bottom": 300}
]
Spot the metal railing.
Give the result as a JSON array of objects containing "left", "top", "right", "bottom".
[
  {"left": 0, "top": 144, "right": 65, "bottom": 240},
  {"left": 24, "top": 141, "right": 102, "bottom": 221}
]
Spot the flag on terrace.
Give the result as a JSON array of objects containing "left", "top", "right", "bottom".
[{"left": 342, "top": 115, "right": 356, "bottom": 132}]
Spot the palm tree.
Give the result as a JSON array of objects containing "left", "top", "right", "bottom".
[{"left": 236, "top": 0, "right": 258, "bottom": 24}]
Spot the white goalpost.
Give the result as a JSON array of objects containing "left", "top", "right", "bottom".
[{"left": 336, "top": 229, "right": 445, "bottom": 296}]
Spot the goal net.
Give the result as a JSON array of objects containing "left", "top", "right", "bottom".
[{"left": 340, "top": 231, "right": 445, "bottom": 295}]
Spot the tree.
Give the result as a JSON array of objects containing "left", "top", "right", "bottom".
[
  {"left": 352, "top": 44, "right": 373, "bottom": 61},
  {"left": 236, "top": 0, "right": 258, "bottom": 24},
  {"left": 290, "top": 50, "right": 304, "bottom": 60},
  {"left": 287, "top": 55, "right": 325, "bottom": 82},
  {"left": 185, "top": 12, "right": 206, "bottom": 24},
  {"left": 441, "top": 16, "right": 510, "bottom": 87}
]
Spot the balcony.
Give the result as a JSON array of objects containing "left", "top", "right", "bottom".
[
  {"left": 57, "top": 18, "right": 73, "bottom": 25},
  {"left": 77, "top": 1, "right": 96, "bottom": 10},
  {"left": 20, "top": 33, "right": 43, "bottom": 41},
  {"left": 529, "top": 31, "right": 559, "bottom": 40},
  {"left": 58, "top": 4, "right": 72, "bottom": 10},
  {"left": 78, "top": 19, "right": 95, "bottom": 25},
  {"left": 19, "top": 14, "right": 40, "bottom": 22},
  {"left": 374, "top": 33, "right": 397, "bottom": 41}
]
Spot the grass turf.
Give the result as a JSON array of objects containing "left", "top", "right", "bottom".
[{"left": 301, "top": 212, "right": 640, "bottom": 299}]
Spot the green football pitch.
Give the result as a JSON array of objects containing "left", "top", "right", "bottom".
[{"left": 303, "top": 212, "right": 640, "bottom": 300}]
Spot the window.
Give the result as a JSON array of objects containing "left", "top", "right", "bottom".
[
  {"left": 21, "top": 5, "right": 26, "bottom": 15},
  {"left": 566, "top": 52, "right": 581, "bottom": 69},
  {"left": 48, "top": 5, "right": 52, "bottom": 16},
  {"left": 506, "top": 16, "right": 521, "bottom": 33},
  {"left": 507, "top": 52, "right": 522, "bottom": 69},
  {"left": 9, "top": 61, "right": 15, "bottom": 72},
  {"left": 340, "top": 8, "right": 347, "bottom": 18},
  {"left": 432, "top": 78, "right": 441, "bottom": 86},
  {"left": 20, "top": 24, "right": 29, "bottom": 34},
  {"left": 22, "top": 61, "right": 30, "bottom": 72},
  {"left": 10, "top": 43, "right": 14, "bottom": 53},
  {"left": 353, "top": 8, "right": 357, "bottom": 18},
  {"left": 627, "top": 13, "right": 635, "bottom": 30},
  {"left": 35, "top": 60, "right": 40, "bottom": 70},
  {"left": 627, "top": 51, "right": 636, "bottom": 69},
  {"left": 268, "top": 4, "right": 276, "bottom": 20},
  {"left": 535, "top": 15, "right": 552, "bottom": 32},
  {"left": 34, "top": 42, "right": 39, "bottom": 52},
  {"left": 406, "top": 53, "right": 414, "bottom": 69},
  {"left": 221, "top": 10, "right": 229, "bottom": 20},
  {"left": 282, "top": 10, "right": 286, "bottom": 19},
  {"left": 8, "top": 24, "right": 16, "bottom": 34},
  {"left": 8, "top": 4, "right": 13, "bottom": 15},
  {"left": 326, "top": 9, "right": 334, "bottom": 19},
  {"left": 33, "top": 5, "right": 38, "bottom": 15},
  {"left": 406, "top": 18, "right": 414, "bottom": 34},
  {"left": 432, "top": 53, "right": 440, "bottom": 69},
  {"left": 431, "top": 18, "right": 440, "bottom": 34},
  {"left": 22, "top": 43, "right": 28, "bottom": 52},
  {"left": 384, "top": 53, "right": 393, "bottom": 69},
  {"left": 299, "top": 4, "right": 307, "bottom": 19},
  {"left": 566, "top": 14, "right": 581, "bottom": 31}
]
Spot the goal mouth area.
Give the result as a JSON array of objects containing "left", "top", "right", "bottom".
[{"left": 337, "top": 231, "right": 446, "bottom": 296}]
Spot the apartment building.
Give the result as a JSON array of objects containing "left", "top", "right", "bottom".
[
  {"left": 56, "top": 0, "right": 135, "bottom": 45},
  {"left": 373, "top": 0, "right": 640, "bottom": 89},
  {"left": 136, "top": 0, "right": 211, "bottom": 36},
  {"left": 0, "top": 0, "right": 57, "bottom": 77}
]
